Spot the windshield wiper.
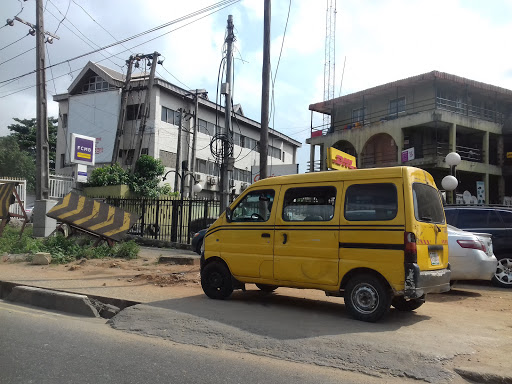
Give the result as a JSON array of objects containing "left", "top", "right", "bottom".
[{"left": 421, "top": 216, "right": 432, "bottom": 222}]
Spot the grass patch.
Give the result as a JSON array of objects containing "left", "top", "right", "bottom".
[{"left": 0, "top": 224, "right": 139, "bottom": 264}]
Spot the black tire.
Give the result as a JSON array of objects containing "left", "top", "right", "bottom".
[
  {"left": 492, "top": 257, "right": 512, "bottom": 288},
  {"left": 344, "top": 274, "right": 391, "bottom": 322},
  {"left": 201, "top": 262, "right": 233, "bottom": 300},
  {"left": 391, "top": 296, "right": 424, "bottom": 311},
  {"left": 255, "top": 283, "right": 278, "bottom": 292}
]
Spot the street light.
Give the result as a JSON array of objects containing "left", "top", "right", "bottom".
[
  {"left": 162, "top": 170, "right": 203, "bottom": 197},
  {"left": 441, "top": 152, "right": 461, "bottom": 204}
]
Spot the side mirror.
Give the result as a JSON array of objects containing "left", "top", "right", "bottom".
[{"left": 225, "top": 207, "right": 232, "bottom": 223}]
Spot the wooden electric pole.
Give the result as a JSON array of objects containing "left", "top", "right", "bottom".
[
  {"left": 112, "top": 55, "right": 135, "bottom": 165},
  {"left": 259, "top": 0, "right": 271, "bottom": 180},
  {"left": 132, "top": 51, "right": 160, "bottom": 171},
  {"left": 35, "top": 0, "right": 49, "bottom": 200},
  {"left": 220, "top": 15, "right": 234, "bottom": 212}
]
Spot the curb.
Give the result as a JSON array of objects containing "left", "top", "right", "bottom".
[
  {"left": 0, "top": 281, "right": 139, "bottom": 318},
  {"left": 6, "top": 286, "right": 100, "bottom": 317},
  {"left": 455, "top": 367, "right": 512, "bottom": 384},
  {"left": 158, "top": 256, "right": 199, "bottom": 265}
]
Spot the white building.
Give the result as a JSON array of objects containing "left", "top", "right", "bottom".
[{"left": 53, "top": 61, "right": 301, "bottom": 197}]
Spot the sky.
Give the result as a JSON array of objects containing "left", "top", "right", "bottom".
[{"left": 1, "top": 0, "right": 512, "bottom": 172}]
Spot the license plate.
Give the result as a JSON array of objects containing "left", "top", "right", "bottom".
[{"left": 429, "top": 252, "right": 440, "bottom": 266}]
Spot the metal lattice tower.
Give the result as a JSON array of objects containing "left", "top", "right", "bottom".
[{"left": 323, "top": 0, "right": 336, "bottom": 132}]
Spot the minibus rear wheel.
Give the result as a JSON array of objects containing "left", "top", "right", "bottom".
[
  {"left": 201, "top": 262, "right": 234, "bottom": 300},
  {"left": 344, "top": 274, "right": 391, "bottom": 322}
]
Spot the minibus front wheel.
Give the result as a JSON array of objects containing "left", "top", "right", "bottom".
[
  {"left": 201, "top": 261, "right": 234, "bottom": 300},
  {"left": 344, "top": 274, "right": 391, "bottom": 322}
]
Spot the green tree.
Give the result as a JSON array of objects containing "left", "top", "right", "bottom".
[
  {"left": 0, "top": 136, "right": 36, "bottom": 190},
  {"left": 7, "top": 117, "right": 58, "bottom": 172},
  {"left": 88, "top": 155, "right": 171, "bottom": 198}
]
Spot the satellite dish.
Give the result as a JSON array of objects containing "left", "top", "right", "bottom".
[{"left": 463, "top": 190, "right": 472, "bottom": 204}]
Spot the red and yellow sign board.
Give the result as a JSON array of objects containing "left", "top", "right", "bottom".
[{"left": 326, "top": 147, "right": 357, "bottom": 170}]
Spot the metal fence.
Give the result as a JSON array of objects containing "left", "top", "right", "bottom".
[
  {"left": 0, "top": 177, "right": 27, "bottom": 215},
  {"left": 49, "top": 174, "right": 73, "bottom": 199},
  {"left": 106, "top": 197, "right": 221, "bottom": 245}
]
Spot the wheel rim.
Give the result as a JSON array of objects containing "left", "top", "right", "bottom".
[
  {"left": 495, "top": 258, "right": 512, "bottom": 286},
  {"left": 351, "top": 283, "right": 379, "bottom": 314},
  {"left": 207, "top": 271, "right": 224, "bottom": 291}
]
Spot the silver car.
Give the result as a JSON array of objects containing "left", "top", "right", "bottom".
[{"left": 448, "top": 225, "right": 498, "bottom": 281}]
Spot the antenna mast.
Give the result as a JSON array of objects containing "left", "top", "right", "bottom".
[{"left": 323, "top": 0, "right": 336, "bottom": 132}]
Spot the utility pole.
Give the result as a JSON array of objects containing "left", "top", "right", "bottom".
[
  {"left": 35, "top": 0, "right": 49, "bottom": 200},
  {"left": 132, "top": 51, "right": 160, "bottom": 171},
  {"left": 174, "top": 109, "right": 184, "bottom": 194},
  {"left": 33, "top": 0, "right": 59, "bottom": 237},
  {"left": 112, "top": 55, "right": 135, "bottom": 165},
  {"left": 259, "top": 0, "right": 271, "bottom": 180},
  {"left": 220, "top": 15, "right": 234, "bottom": 212},
  {"left": 188, "top": 89, "right": 207, "bottom": 196}
]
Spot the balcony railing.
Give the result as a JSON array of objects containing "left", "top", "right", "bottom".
[
  {"left": 311, "top": 96, "right": 505, "bottom": 138},
  {"left": 405, "top": 143, "right": 484, "bottom": 163}
]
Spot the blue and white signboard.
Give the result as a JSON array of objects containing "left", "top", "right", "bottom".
[{"left": 71, "top": 133, "right": 96, "bottom": 166}]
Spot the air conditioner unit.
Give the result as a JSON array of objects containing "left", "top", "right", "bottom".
[
  {"left": 240, "top": 182, "right": 248, "bottom": 190},
  {"left": 207, "top": 176, "right": 217, "bottom": 185},
  {"left": 229, "top": 179, "right": 236, "bottom": 188},
  {"left": 194, "top": 173, "right": 203, "bottom": 182}
]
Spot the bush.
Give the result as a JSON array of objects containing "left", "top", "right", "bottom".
[
  {"left": 89, "top": 163, "right": 130, "bottom": 187},
  {"left": 111, "top": 240, "right": 139, "bottom": 260},
  {"left": 0, "top": 224, "right": 139, "bottom": 264}
]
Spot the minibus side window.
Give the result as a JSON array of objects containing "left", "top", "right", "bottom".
[
  {"left": 344, "top": 183, "right": 397, "bottom": 221},
  {"left": 412, "top": 183, "right": 445, "bottom": 224},
  {"left": 231, "top": 189, "right": 275, "bottom": 222},
  {"left": 282, "top": 186, "right": 336, "bottom": 222}
]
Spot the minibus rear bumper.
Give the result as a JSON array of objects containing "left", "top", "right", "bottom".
[{"left": 404, "top": 263, "right": 451, "bottom": 298}]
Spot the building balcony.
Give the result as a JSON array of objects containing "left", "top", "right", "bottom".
[{"left": 311, "top": 96, "right": 505, "bottom": 138}]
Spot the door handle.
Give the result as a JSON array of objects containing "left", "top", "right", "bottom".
[
  {"left": 283, "top": 233, "right": 288, "bottom": 244},
  {"left": 261, "top": 233, "right": 270, "bottom": 238}
]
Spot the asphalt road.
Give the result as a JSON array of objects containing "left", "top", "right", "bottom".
[{"left": 0, "top": 300, "right": 407, "bottom": 384}]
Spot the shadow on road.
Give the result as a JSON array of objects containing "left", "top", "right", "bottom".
[{"left": 147, "top": 288, "right": 431, "bottom": 340}]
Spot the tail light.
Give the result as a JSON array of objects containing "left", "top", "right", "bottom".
[
  {"left": 404, "top": 232, "right": 417, "bottom": 263},
  {"left": 457, "top": 239, "right": 485, "bottom": 251}
]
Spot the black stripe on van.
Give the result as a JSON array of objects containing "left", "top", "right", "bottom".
[{"left": 339, "top": 242, "right": 404, "bottom": 250}]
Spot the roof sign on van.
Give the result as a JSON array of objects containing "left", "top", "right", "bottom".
[{"left": 327, "top": 147, "right": 357, "bottom": 170}]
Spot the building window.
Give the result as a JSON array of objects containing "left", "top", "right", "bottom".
[
  {"left": 127, "top": 104, "right": 144, "bottom": 121},
  {"left": 198, "top": 119, "right": 208, "bottom": 135},
  {"left": 62, "top": 113, "right": 68, "bottom": 129},
  {"left": 124, "top": 149, "right": 135, "bottom": 165},
  {"left": 141, "top": 148, "right": 148, "bottom": 155},
  {"left": 282, "top": 152, "right": 285, "bottom": 162},
  {"left": 269, "top": 145, "right": 281, "bottom": 159},
  {"left": 80, "top": 75, "right": 115, "bottom": 94},
  {"left": 352, "top": 107, "right": 366, "bottom": 123},
  {"left": 389, "top": 97, "right": 405, "bottom": 115},
  {"left": 60, "top": 154, "right": 65, "bottom": 168},
  {"left": 196, "top": 159, "right": 207, "bottom": 173},
  {"left": 244, "top": 137, "right": 258, "bottom": 150}
]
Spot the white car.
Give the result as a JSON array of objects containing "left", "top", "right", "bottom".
[{"left": 448, "top": 225, "right": 498, "bottom": 282}]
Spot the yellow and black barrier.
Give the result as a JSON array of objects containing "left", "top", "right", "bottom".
[
  {"left": 0, "top": 183, "right": 16, "bottom": 220},
  {"left": 47, "top": 192, "right": 140, "bottom": 242},
  {"left": 0, "top": 182, "right": 28, "bottom": 237}
]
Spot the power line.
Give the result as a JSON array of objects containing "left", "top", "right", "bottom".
[
  {"left": 45, "top": 0, "right": 125, "bottom": 69},
  {"left": 0, "top": 33, "right": 29, "bottom": 51},
  {"left": 0, "top": 0, "right": 240, "bottom": 85},
  {"left": 0, "top": 46, "right": 36, "bottom": 66},
  {"left": 53, "top": 0, "right": 71, "bottom": 34},
  {"left": 45, "top": 44, "right": 57, "bottom": 94}
]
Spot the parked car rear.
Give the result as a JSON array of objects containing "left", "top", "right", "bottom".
[
  {"left": 447, "top": 225, "right": 497, "bottom": 282},
  {"left": 444, "top": 206, "right": 512, "bottom": 288}
]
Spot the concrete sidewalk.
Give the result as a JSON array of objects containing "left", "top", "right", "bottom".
[{"left": 0, "top": 246, "right": 201, "bottom": 305}]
